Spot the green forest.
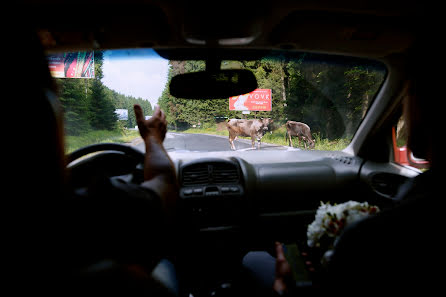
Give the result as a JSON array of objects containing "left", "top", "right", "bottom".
[
  {"left": 54, "top": 51, "right": 152, "bottom": 136},
  {"left": 158, "top": 54, "right": 385, "bottom": 140}
]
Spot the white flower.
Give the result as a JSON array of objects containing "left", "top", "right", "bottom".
[{"left": 307, "top": 201, "right": 379, "bottom": 248}]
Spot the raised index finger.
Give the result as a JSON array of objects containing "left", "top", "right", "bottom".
[
  {"left": 134, "top": 104, "right": 144, "bottom": 123},
  {"left": 153, "top": 105, "right": 161, "bottom": 118}
]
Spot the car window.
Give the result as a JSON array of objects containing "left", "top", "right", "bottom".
[{"left": 49, "top": 49, "right": 386, "bottom": 154}]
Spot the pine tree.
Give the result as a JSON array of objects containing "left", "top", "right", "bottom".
[
  {"left": 57, "top": 78, "right": 90, "bottom": 135},
  {"left": 88, "top": 51, "right": 117, "bottom": 130}
]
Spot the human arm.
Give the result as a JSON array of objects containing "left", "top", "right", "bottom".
[{"left": 133, "top": 104, "right": 179, "bottom": 219}]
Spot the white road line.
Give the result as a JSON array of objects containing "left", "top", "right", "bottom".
[
  {"left": 166, "top": 132, "right": 184, "bottom": 138},
  {"left": 237, "top": 147, "right": 256, "bottom": 151}
]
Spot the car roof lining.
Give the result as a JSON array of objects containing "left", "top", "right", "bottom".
[{"left": 27, "top": 0, "right": 419, "bottom": 59}]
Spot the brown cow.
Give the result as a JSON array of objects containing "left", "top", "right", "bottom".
[
  {"left": 227, "top": 118, "right": 273, "bottom": 150},
  {"left": 285, "top": 121, "right": 315, "bottom": 149}
]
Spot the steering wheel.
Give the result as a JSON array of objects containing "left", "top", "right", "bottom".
[
  {"left": 67, "top": 143, "right": 144, "bottom": 164},
  {"left": 67, "top": 143, "right": 145, "bottom": 187}
]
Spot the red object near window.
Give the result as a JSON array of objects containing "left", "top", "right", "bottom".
[
  {"left": 395, "top": 145, "right": 409, "bottom": 166},
  {"left": 392, "top": 127, "right": 429, "bottom": 169}
]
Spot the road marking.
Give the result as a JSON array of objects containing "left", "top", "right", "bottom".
[{"left": 166, "top": 132, "right": 185, "bottom": 138}]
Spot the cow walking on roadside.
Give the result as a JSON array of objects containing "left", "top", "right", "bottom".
[
  {"left": 285, "top": 121, "right": 315, "bottom": 149},
  {"left": 227, "top": 118, "right": 273, "bottom": 150}
]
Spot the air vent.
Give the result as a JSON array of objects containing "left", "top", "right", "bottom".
[
  {"left": 181, "top": 162, "right": 239, "bottom": 186},
  {"left": 212, "top": 163, "right": 239, "bottom": 184},
  {"left": 182, "top": 164, "right": 209, "bottom": 186}
]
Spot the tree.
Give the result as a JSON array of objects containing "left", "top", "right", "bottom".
[
  {"left": 89, "top": 79, "right": 117, "bottom": 130},
  {"left": 344, "top": 66, "right": 384, "bottom": 135},
  {"left": 88, "top": 51, "right": 117, "bottom": 130},
  {"left": 57, "top": 78, "right": 90, "bottom": 135}
]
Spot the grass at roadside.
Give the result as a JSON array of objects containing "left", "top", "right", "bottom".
[
  {"left": 176, "top": 128, "right": 228, "bottom": 136},
  {"left": 66, "top": 129, "right": 140, "bottom": 153},
  {"left": 66, "top": 125, "right": 349, "bottom": 153},
  {"left": 172, "top": 125, "right": 350, "bottom": 151}
]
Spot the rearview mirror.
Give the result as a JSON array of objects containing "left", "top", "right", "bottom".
[{"left": 169, "top": 69, "right": 258, "bottom": 99}]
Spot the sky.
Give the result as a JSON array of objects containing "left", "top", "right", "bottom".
[{"left": 101, "top": 49, "right": 169, "bottom": 108}]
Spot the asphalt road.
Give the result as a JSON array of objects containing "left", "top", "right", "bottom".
[{"left": 135, "top": 132, "right": 289, "bottom": 153}]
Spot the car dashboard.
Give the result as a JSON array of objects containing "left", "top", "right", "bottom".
[{"left": 171, "top": 149, "right": 419, "bottom": 238}]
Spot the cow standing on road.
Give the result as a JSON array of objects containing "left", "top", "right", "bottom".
[
  {"left": 285, "top": 120, "right": 315, "bottom": 149},
  {"left": 227, "top": 118, "right": 273, "bottom": 150}
]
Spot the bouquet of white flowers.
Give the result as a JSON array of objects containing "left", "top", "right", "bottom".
[{"left": 307, "top": 201, "right": 380, "bottom": 251}]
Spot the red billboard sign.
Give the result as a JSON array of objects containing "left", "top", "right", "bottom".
[
  {"left": 48, "top": 52, "right": 95, "bottom": 78},
  {"left": 229, "top": 89, "right": 272, "bottom": 111}
]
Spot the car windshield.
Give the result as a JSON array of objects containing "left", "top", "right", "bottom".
[{"left": 50, "top": 49, "right": 386, "bottom": 154}]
